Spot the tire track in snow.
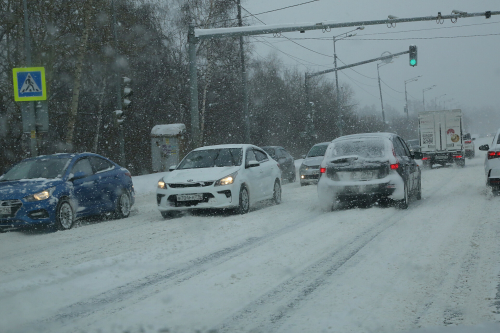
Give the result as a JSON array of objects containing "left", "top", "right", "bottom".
[
  {"left": 214, "top": 171, "right": 457, "bottom": 332},
  {"left": 22, "top": 209, "right": 329, "bottom": 332},
  {"left": 409, "top": 167, "right": 498, "bottom": 328}
]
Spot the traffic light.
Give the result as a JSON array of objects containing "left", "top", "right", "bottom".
[
  {"left": 122, "top": 76, "right": 133, "bottom": 110},
  {"left": 409, "top": 45, "right": 417, "bottom": 67},
  {"left": 114, "top": 110, "right": 125, "bottom": 125}
]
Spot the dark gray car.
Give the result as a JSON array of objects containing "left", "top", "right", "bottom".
[
  {"left": 299, "top": 142, "right": 330, "bottom": 186},
  {"left": 261, "top": 146, "right": 296, "bottom": 182}
]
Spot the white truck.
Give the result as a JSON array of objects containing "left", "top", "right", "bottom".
[{"left": 418, "top": 109, "right": 465, "bottom": 167}]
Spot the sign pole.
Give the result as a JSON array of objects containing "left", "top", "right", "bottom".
[{"left": 22, "top": 0, "right": 37, "bottom": 157}]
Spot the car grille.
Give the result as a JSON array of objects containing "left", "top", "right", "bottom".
[
  {"left": 0, "top": 200, "right": 23, "bottom": 218},
  {"left": 168, "top": 182, "right": 214, "bottom": 188}
]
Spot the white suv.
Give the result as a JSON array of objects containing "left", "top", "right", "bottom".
[{"left": 479, "top": 129, "right": 500, "bottom": 189}]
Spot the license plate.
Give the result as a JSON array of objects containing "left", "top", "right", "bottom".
[
  {"left": 312, "top": 170, "right": 319, "bottom": 175},
  {"left": 351, "top": 171, "right": 373, "bottom": 180},
  {"left": 0, "top": 206, "right": 10, "bottom": 215},
  {"left": 177, "top": 194, "right": 203, "bottom": 202},
  {"left": 436, "top": 155, "right": 448, "bottom": 160}
]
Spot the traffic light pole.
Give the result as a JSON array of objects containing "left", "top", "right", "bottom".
[
  {"left": 112, "top": 0, "right": 125, "bottom": 166},
  {"left": 189, "top": 10, "right": 500, "bottom": 146}
]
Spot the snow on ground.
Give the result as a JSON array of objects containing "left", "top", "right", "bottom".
[{"left": 1, "top": 142, "right": 500, "bottom": 333}]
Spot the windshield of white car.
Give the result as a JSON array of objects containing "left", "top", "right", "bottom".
[
  {"left": 329, "top": 139, "right": 386, "bottom": 159},
  {"left": 307, "top": 145, "right": 328, "bottom": 157},
  {"left": 177, "top": 148, "right": 243, "bottom": 169},
  {"left": 0, "top": 158, "right": 71, "bottom": 181}
]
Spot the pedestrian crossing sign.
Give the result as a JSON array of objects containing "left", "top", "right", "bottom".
[{"left": 13, "top": 67, "right": 47, "bottom": 101}]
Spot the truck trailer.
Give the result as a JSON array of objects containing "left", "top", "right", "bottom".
[{"left": 418, "top": 109, "right": 465, "bottom": 167}]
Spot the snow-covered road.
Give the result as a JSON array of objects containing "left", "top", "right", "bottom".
[{"left": 2, "top": 143, "right": 500, "bottom": 333}]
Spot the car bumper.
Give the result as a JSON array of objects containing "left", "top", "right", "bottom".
[
  {"left": 0, "top": 199, "right": 57, "bottom": 228},
  {"left": 318, "top": 173, "right": 405, "bottom": 206},
  {"left": 157, "top": 185, "right": 239, "bottom": 211},
  {"left": 299, "top": 170, "right": 320, "bottom": 184}
]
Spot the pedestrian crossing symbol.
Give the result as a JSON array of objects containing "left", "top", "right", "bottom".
[{"left": 13, "top": 67, "right": 47, "bottom": 101}]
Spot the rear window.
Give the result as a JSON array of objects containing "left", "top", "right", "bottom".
[
  {"left": 307, "top": 144, "right": 328, "bottom": 157},
  {"left": 329, "top": 139, "right": 386, "bottom": 159}
]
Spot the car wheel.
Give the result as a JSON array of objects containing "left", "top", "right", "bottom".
[
  {"left": 237, "top": 186, "right": 250, "bottom": 214},
  {"left": 0, "top": 228, "right": 6, "bottom": 233},
  {"left": 273, "top": 180, "right": 282, "bottom": 205},
  {"left": 416, "top": 178, "right": 422, "bottom": 200},
  {"left": 300, "top": 182, "right": 306, "bottom": 187},
  {"left": 114, "top": 191, "right": 131, "bottom": 219},
  {"left": 397, "top": 182, "right": 409, "bottom": 210},
  {"left": 56, "top": 199, "right": 74, "bottom": 231}
]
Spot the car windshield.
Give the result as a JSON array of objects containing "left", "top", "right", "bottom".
[
  {"left": 307, "top": 144, "right": 328, "bottom": 157},
  {"left": 329, "top": 139, "right": 386, "bottom": 159},
  {"left": 177, "top": 148, "right": 243, "bottom": 169},
  {"left": 1, "top": 158, "right": 70, "bottom": 181}
]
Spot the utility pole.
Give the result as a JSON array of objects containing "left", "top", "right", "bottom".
[
  {"left": 236, "top": 0, "right": 250, "bottom": 143},
  {"left": 404, "top": 76, "right": 421, "bottom": 119},
  {"left": 377, "top": 63, "right": 387, "bottom": 124},
  {"left": 112, "top": 0, "right": 125, "bottom": 166},
  {"left": 22, "top": 0, "right": 37, "bottom": 157}
]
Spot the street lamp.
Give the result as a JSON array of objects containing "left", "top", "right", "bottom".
[
  {"left": 434, "top": 94, "right": 447, "bottom": 109},
  {"left": 404, "top": 75, "right": 421, "bottom": 118},
  {"left": 334, "top": 26, "right": 364, "bottom": 136},
  {"left": 422, "top": 85, "right": 436, "bottom": 111}
]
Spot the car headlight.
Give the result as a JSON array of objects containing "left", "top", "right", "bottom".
[
  {"left": 215, "top": 172, "right": 238, "bottom": 186},
  {"left": 299, "top": 164, "right": 307, "bottom": 172},
  {"left": 158, "top": 180, "right": 167, "bottom": 189},
  {"left": 24, "top": 187, "right": 55, "bottom": 202}
]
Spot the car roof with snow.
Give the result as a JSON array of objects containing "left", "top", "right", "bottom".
[
  {"left": 193, "top": 144, "right": 256, "bottom": 151},
  {"left": 332, "top": 132, "right": 396, "bottom": 143}
]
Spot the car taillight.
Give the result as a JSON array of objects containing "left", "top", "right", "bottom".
[
  {"left": 453, "top": 155, "right": 463, "bottom": 159},
  {"left": 465, "top": 140, "right": 472, "bottom": 144},
  {"left": 125, "top": 172, "right": 132, "bottom": 177},
  {"left": 320, "top": 167, "right": 326, "bottom": 174},
  {"left": 390, "top": 163, "right": 399, "bottom": 170},
  {"left": 422, "top": 157, "right": 429, "bottom": 161},
  {"left": 488, "top": 151, "right": 500, "bottom": 159}
]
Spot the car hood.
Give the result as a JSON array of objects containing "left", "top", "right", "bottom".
[
  {"left": 163, "top": 166, "right": 240, "bottom": 183},
  {"left": 0, "top": 178, "right": 64, "bottom": 199},
  {"left": 301, "top": 156, "right": 325, "bottom": 167}
]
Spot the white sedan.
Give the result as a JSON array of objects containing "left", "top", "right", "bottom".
[{"left": 156, "top": 144, "right": 282, "bottom": 217}]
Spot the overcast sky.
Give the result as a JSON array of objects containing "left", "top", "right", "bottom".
[{"left": 241, "top": 0, "right": 500, "bottom": 119}]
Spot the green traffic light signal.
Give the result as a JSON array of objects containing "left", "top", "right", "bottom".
[{"left": 409, "top": 45, "right": 417, "bottom": 67}]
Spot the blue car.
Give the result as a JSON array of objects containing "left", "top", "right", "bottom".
[{"left": 0, "top": 153, "right": 135, "bottom": 231}]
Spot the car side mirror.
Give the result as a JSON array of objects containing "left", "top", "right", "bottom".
[
  {"left": 479, "top": 144, "right": 489, "bottom": 151},
  {"left": 413, "top": 152, "right": 423, "bottom": 159},
  {"left": 169, "top": 165, "right": 177, "bottom": 171},
  {"left": 69, "top": 171, "right": 86, "bottom": 181},
  {"left": 246, "top": 160, "right": 260, "bottom": 168}
]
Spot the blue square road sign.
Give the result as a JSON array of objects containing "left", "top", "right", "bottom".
[{"left": 13, "top": 67, "right": 47, "bottom": 101}]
